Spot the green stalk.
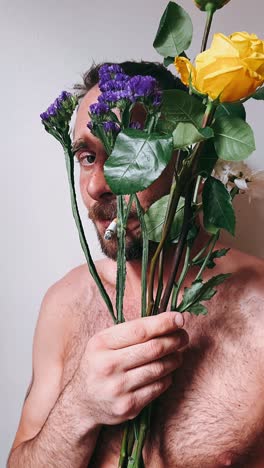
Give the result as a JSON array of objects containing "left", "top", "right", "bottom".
[
  {"left": 195, "top": 231, "right": 219, "bottom": 281},
  {"left": 63, "top": 139, "right": 116, "bottom": 324},
  {"left": 134, "top": 195, "right": 149, "bottom": 318},
  {"left": 159, "top": 180, "right": 195, "bottom": 312},
  {"left": 116, "top": 195, "right": 127, "bottom": 323},
  {"left": 127, "top": 407, "right": 150, "bottom": 468},
  {"left": 200, "top": 3, "right": 216, "bottom": 53},
  {"left": 146, "top": 166, "right": 189, "bottom": 316},
  {"left": 171, "top": 244, "right": 191, "bottom": 310},
  {"left": 118, "top": 424, "right": 130, "bottom": 468},
  {"left": 191, "top": 234, "right": 215, "bottom": 263},
  {"left": 152, "top": 251, "right": 164, "bottom": 315}
]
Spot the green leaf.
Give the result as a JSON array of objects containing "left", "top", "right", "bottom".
[
  {"left": 173, "top": 123, "right": 213, "bottom": 149},
  {"left": 153, "top": 2, "right": 193, "bottom": 58},
  {"left": 251, "top": 86, "right": 264, "bottom": 100},
  {"left": 193, "top": 247, "right": 230, "bottom": 269},
  {"left": 188, "top": 303, "right": 208, "bottom": 315},
  {"left": 158, "top": 90, "right": 205, "bottom": 134},
  {"left": 197, "top": 140, "right": 218, "bottom": 177},
  {"left": 164, "top": 56, "right": 175, "bottom": 67},
  {"left": 177, "top": 273, "right": 231, "bottom": 313},
  {"left": 202, "top": 176, "right": 236, "bottom": 235},
  {"left": 144, "top": 196, "right": 185, "bottom": 243},
  {"left": 215, "top": 102, "right": 246, "bottom": 120},
  {"left": 104, "top": 129, "right": 173, "bottom": 195},
  {"left": 213, "top": 116, "right": 255, "bottom": 161}
]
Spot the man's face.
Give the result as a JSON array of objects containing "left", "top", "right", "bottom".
[{"left": 73, "top": 84, "right": 175, "bottom": 261}]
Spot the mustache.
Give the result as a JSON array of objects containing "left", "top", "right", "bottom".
[{"left": 88, "top": 200, "right": 138, "bottom": 222}]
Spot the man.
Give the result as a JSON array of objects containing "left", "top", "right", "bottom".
[{"left": 8, "top": 62, "right": 264, "bottom": 467}]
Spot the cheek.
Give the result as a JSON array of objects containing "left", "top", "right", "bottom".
[{"left": 79, "top": 171, "right": 89, "bottom": 205}]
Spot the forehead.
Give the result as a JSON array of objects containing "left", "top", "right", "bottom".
[{"left": 74, "top": 84, "right": 100, "bottom": 140}]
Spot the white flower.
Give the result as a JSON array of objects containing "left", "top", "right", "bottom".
[{"left": 212, "top": 160, "right": 264, "bottom": 202}]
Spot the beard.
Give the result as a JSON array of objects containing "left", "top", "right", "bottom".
[{"left": 88, "top": 199, "right": 143, "bottom": 261}]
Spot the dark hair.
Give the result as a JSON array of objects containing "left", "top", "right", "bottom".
[{"left": 73, "top": 60, "right": 187, "bottom": 101}]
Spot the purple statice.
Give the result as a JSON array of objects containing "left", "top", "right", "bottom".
[
  {"left": 129, "top": 121, "right": 143, "bottom": 130},
  {"left": 126, "top": 75, "right": 158, "bottom": 101},
  {"left": 98, "top": 89, "right": 131, "bottom": 105},
  {"left": 100, "top": 77, "right": 129, "bottom": 92},
  {"left": 152, "top": 90, "right": 162, "bottom": 107},
  {"left": 103, "top": 121, "right": 120, "bottom": 133},
  {"left": 98, "top": 64, "right": 124, "bottom": 79},
  {"left": 89, "top": 102, "right": 110, "bottom": 116},
  {"left": 98, "top": 64, "right": 129, "bottom": 94},
  {"left": 87, "top": 121, "right": 93, "bottom": 131},
  {"left": 40, "top": 91, "right": 77, "bottom": 128}
]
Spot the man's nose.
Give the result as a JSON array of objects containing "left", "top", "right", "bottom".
[{"left": 86, "top": 162, "right": 114, "bottom": 201}]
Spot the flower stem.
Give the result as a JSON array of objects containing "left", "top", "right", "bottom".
[
  {"left": 134, "top": 195, "right": 149, "bottom": 318},
  {"left": 171, "top": 244, "right": 191, "bottom": 310},
  {"left": 159, "top": 180, "right": 195, "bottom": 312},
  {"left": 63, "top": 139, "right": 116, "bottom": 324},
  {"left": 116, "top": 195, "right": 127, "bottom": 323},
  {"left": 200, "top": 3, "right": 216, "bottom": 53},
  {"left": 146, "top": 159, "right": 192, "bottom": 317},
  {"left": 127, "top": 406, "right": 151, "bottom": 468},
  {"left": 195, "top": 231, "right": 219, "bottom": 281}
]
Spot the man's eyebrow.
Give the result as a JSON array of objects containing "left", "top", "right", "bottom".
[{"left": 72, "top": 138, "right": 91, "bottom": 155}]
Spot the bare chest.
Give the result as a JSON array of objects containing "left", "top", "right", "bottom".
[{"left": 62, "top": 293, "right": 264, "bottom": 468}]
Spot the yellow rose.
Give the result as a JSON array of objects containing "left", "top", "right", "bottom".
[
  {"left": 175, "top": 32, "right": 264, "bottom": 102},
  {"left": 193, "top": 0, "right": 231, "bottom": 11}
]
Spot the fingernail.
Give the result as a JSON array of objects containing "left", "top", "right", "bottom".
[{"left": 174, "top": 313, "right": 184, "bottom": 328}]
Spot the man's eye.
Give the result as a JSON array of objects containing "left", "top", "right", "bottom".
[{"left": 78, "top": 153, "right": 96, "bottom": 166}]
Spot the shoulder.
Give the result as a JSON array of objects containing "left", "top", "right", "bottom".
[
  {"left": 35, "top": 264, "right": 94, "bottom": 357},
  {"left": 37, "top": 259, "right": 116, "bottom": 349},
  {"left": 222, "top": 246, "right": 264, "bottom": 301}
]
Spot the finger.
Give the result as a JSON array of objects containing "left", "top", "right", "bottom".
[
  {"left": 99, "top": 312, "right": 185, "bottom": 350},
  {"left": 126, "top": 352, "right": 183, "bottom": 391},
  {"left": 128, "top": 375, "right": 172, "bottom": 418},
  {"left": 119, "top": 330, "right": 188, "bottom": 369}
]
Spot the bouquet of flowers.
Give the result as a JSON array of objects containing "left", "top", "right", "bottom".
[{"left": 40, "top": 1, "right": 264, "bottom": 466}]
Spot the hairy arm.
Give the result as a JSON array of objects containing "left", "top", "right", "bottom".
[
  {"left": 7, "top": 277, "right": 101, "bottom": 468},
  {"left": 8, "top": 270, "right": 188, "bottom": 467},
  {"left": 8, "top": 374, "right": 100, "bottom": 468}
]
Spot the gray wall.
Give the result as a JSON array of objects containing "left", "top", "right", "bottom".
[{"left": 1, "top": 0, "right": 264, "bottom": 464}]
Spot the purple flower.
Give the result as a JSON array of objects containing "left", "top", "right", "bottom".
[
  {"left": 87, "top": 121, "right": 93, "bottom": 131},
  {"left": 99, "top": 64, "right": 124, "bottom": 77},
  {"left": 103, "top": 121, "right": 120, "bottom": 133},
  {"left": 40, "top": 91, "right": 77, "bottom": 126},
  {"left": 126, "top": 75, "right": 158, "bottom": 101},
  {"left": 40, "top": 111, "right": 49, "bottom": 121},
  {"left": 152, "top": 91, "right": 162, "bottom": 107},
  {"left": 98, "top": 64, "right": 129, "bottom": 91},
  {"left": 100, "top": 78, "right": 129, "bottom": 92},
  {"left": 98, "top": 89, "right": 131, "bottom": 105},
  {"left": 129, "top": 121, "right": 143, "bottom": 130},
  {"left": 90, "top": 102, "right": 110, "bottom": 115},
  {"left": 59, "top": 91, "right": 71, "bottom": 101}
]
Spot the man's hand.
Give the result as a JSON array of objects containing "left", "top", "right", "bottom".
[{"left": 76, "top": 312, "right": 188, "bottom": 426}]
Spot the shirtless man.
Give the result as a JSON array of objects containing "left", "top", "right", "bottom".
[{"left": 8, "top": 62, "right": 264, "bottom": 467}]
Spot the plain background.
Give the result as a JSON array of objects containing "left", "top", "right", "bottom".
[{"left": 1, "top": 0, "right": 264, "bottom": 464}]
